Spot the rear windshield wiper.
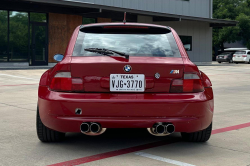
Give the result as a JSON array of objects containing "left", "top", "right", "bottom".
[{"left": 84, "top": 48, "right": 129, "bottom": 59}]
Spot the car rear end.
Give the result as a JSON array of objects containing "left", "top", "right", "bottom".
[
  {"left": 38, "top": 23, "right": 214, "bottom": 141},
  {"left": 216, "top": 52, "right": 233, "bottom": 63},
  {"left": 233, "top": 51, "right": 248, "bottom": 63}
]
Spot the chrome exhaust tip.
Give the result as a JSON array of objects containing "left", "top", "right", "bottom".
[
  {"left": 155, "top": 124, "right": 166, "bottom": 134},
  {"left": 90, "top": 123, "right": 101, "bottom": 133},
  {"left": 165, "top": 124, "right": 175, "bottom": 134},
  {"left": 80, "top": 122, "right": 90, "bottom": 133},
  {"left": 147, "top": 123, "right": 175, "bottom": 136},
  {"left": 80, "top": 122, "right": 107, "bottom": 136}
]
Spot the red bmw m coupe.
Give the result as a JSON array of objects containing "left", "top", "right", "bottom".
[{"left": 37, "top": 23, "right": 214, "bottom": 142}]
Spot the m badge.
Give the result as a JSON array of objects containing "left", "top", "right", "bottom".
[{"left": 170, "top": 70, "right": 179, "bottom": 74}]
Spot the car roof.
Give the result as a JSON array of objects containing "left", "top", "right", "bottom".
[
  {"left": 235, "top": 50, "right": 250, "bottom": 52},
  {"left": 80, "top": 22, "right": 170, "bottom": 30},
  {"left": 223, "top": 48, "right": 248, "bottom": 51}
]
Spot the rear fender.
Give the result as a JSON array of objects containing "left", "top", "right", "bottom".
[{"left": 200, "top": 71, "right": 212, "bottom": 87}]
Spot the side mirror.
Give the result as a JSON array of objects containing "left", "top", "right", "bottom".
[{"left": 53, "top": 54, "right": 64, "bottom": 62}]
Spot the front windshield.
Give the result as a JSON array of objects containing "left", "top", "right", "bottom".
[{"left": 73, "top": 31, "right": 181, "bottom": 57}]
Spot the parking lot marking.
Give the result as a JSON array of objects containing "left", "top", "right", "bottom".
[
  {"left": 135, "top": 152, "right": 195, "bottom": 166},
  {"left": 0, "top": 83, "right": 38, "bottom": 87},
  {"left": 212, "top": 122, "right": 250, "bottom": 135},
  {"left": 0, "top": 73, "right": 39, "bottom": 81},
  {"left": 49, "top": 123, "right": 250, "bottom": 166}
]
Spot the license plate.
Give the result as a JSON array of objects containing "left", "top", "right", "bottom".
[{"left": 110, "top": 74, "right": 145, "bottom": 92}]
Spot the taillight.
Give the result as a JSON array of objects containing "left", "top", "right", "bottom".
[
  {"left": 242, "top": 55, "right": 247, "bottom": 57},
  {"left": 72, "top": 78, "right": 84, "bottom": 91},
  {"left": 170, "top": 73, "right": 204, "bottom": 93},
  {"left": 224, "top": 55, "right": 228, "bottom": 58},
  {"left": 216, "top": 56, "right": 218, "bottom": 59},
  {"left": 50, "top": 72, "right": 83, "bottom": 92},
  {"left": 233, "top": 55, "right": 236, "bottom": 57}
]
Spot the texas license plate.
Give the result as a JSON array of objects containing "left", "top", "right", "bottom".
[{"left": 110, "top": 74, "right": 145, "bottom": 92}]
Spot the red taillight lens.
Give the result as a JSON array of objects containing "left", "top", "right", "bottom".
[
  {"left": 183, "top": 79, "right": 204, "bottom": 92},
  {"left": 50, "top": 77, "right": 72, "bottom": 91},
  {"left": 242, "top": 55, "right": 247, "bottom": 57},
  {"left": 224, "top": 55, "right": 228, "bottom": 58},
  {"left": 170, "top": 74, "right": 204, "bottom": 93},
  {"left": 50, "top": 72, "right": 83, "bottom": 92},
  {"left": 216, "top": 56, "right": 218, "bottom": 59},
  {"left": 233, "top": 55, "right": 236, "bottom": 57},
  {"left": 170, "top": 79, "right": 183, "bottom": 93}
]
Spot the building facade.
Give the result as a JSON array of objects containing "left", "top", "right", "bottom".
[{"left": 0, "top": 0, "right": 237, "bottom": 66}]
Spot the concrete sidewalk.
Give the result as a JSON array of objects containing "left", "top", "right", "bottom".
[{"left": 0, "top": 62, "right": 55, "bottom": 70}]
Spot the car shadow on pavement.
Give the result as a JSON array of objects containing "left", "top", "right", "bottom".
[
  {"left": 36, "top": 129, "right": 212, "bottom": 165},
  {"left": 47, "top": 129, "right": 190, "bottom": 154}
]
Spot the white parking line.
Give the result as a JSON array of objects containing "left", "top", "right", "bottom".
[
  {"left": 135, "top": 152, "right": 196, "bottom": 166},
  {"left": 0, "top": 74, "right": 39, "bottom": 81}
]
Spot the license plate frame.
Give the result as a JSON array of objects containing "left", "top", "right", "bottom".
[{"left": 110, "top": 74, "right": 145, "bottom": 92}]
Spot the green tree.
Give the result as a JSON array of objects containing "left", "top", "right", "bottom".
[{"left": 213, "top": 0, "right": 250, "bottom": 53}]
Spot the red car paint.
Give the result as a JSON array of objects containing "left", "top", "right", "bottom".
[{"left": 38, "top": 23, "right": 214, "bottom": 133}]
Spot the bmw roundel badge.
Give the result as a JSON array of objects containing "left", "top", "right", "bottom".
[{"left": 124, "top": 65, "right": 132, "bottom": 72}]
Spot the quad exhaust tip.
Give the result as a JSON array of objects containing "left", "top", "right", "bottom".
[
  {"left": 147, "top": 123, "right": 175, "bottom": 136},
  {"left": 80, "top": 122, "right": 106, "bottom": 136},
  {"left": 81, "top": 122, "right": 174, "bottom": 136}
]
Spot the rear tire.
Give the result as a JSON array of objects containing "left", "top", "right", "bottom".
[
  {"left": 181, "top": 123, "right": 212, "bottom": 142},
  {"left": 218, "top": 61, "right": 221, "bottom": 63},
  {"left": 36, "top": 106, "right": 65, "bottom": 142},
  {"left": 229, "top": 60, "right": 233, "bottom": 63},
  {"left": 248, "top": 60, "right": 250, "bottom": 64}
]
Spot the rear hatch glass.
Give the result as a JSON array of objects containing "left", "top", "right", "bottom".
[
  {"left": 235, "top": 51, "right": 246, "bottom": 54},
  {"left": 219, "top": 52, "right": 230, "bottom": 56},
  {"left": 73, "top": 26, "right": 181, "bottom": 58}
]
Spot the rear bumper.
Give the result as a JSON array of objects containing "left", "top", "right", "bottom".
[
  {"left": 38, "top": 86, "right": 214, "bottom": 133},
  {"left": 217, "top": 59, "right": 229, "bottom": 62},
  {"left": 233, "top": 61, "right": 247, "bottom": 63},
  {"left": 233, "top": 57, "right": 247, "bottom": 62}
]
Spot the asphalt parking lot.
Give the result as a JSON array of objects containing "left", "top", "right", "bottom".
[{"left": 0, "top": 64, "right": 250, "bottom": 166}]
